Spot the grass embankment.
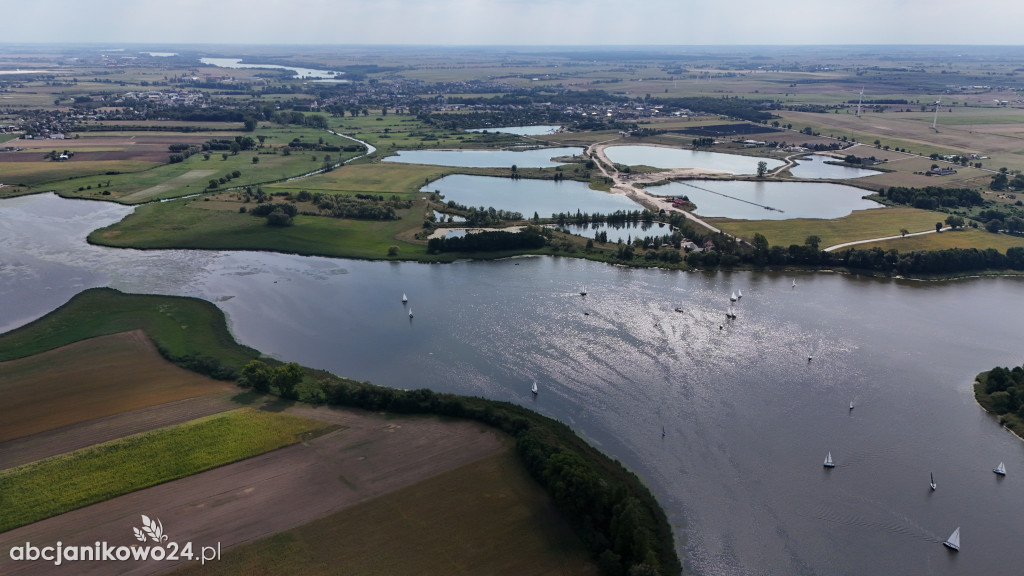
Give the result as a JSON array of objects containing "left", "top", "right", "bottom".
[
  {"left": 707, "top": 206, "right": 944, "bottom": 248},
  {"left": 0, "top": 288, "right": 258, "bottom": 374},
  {"left": 974, "top": 367, "right": 1024, "bottom": 441},
  {"left": 856, "top": 228, "right": 1024, "bottom": 252},
  {"left": 171, "top": 450, "right": 600, "bottom": 576},
  {"left": 0, "top": 330, "right": 232, "bottom": 442},
  {"left": 0, "top": 408, "right": 333, "bottom": 533}
]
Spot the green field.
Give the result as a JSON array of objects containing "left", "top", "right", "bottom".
[
  {"left": 89, "top": 198, "right": 432, "bottom": 260},
  {"left": 0, "top": 408, "right": 332, "bottom": 532},
  {"left": 0, "top": 288, "right": 258, "bottom": 370},
  {"left": 706, "top": 206, "right": 944, "bottom": 249},
  {"left": 856, "top": 228, "right": 1024, "bottom": 252},
  {"left": 266, "top": 162, "right": 447, "bottom": 195},
  {"left": 170, "top": 450, "right": 600, "bottom": 576}
]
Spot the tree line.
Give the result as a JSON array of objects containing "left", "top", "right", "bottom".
[
  {"left": 975, "top": 362, "right": 1024, "bottom": 439},
  {"left": 427, "top": 228, "right": 547, "bottom": 253}
]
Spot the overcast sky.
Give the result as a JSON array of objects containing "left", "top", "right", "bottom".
[{"left": 7, "top": 0, "right": 1022, "bottom": 46}]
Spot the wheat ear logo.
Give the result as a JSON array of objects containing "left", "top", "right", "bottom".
[{"left": 132, "top": 515, "right": 169, "bottom": 543}]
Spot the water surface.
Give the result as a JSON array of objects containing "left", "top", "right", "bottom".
[
  {"left": 653, "top": 180, "right": 882, "bottom": 220},
  {"left": 383, "top": 146, "right": 584, "bottom": 168},
  {"left": 788, "top": 155, "right": 881, "bottom": 179},
  {"left": 466, "top": 125, "right": 562, "bottom": 136},
  {"left": 3, "top": 194, "right": 1024, "bottom": 576},
  {"left": 424, "top": 174, "right": 643, "bottom": 217},
  {"left": 605, "top": 145, "right": 785, "bottom": 174}
]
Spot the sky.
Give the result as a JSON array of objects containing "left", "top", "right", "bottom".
[{"left": 6, "top": 0, "right": 1024, "bottom": 46}]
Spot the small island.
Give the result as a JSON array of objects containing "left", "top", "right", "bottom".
[{"left": 974, "top": 363, "right": 1024, "bottom": 439}]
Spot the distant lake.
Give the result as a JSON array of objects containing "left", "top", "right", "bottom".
[
  {"left": 199, "top": 57, "right": 342, "bottom": 80},
  {"left": 653, "top": 180, "right": 882, "bottom": 220},
  {"left": 433, "top": 210, "right": 466, "bottom": 223},
  {"left": 383, "top": 147, "right": 584, "bottom": 168},
  {"left": 788, "top": 155, "right": 881, "bottom": 179},
  {"left": 465, "top": 125, "right": 562, "bottom": 136},
  {"left": 605, "top": 145, "right": 785, "bottom": 174},
  {"left": 423, "top": 174, "right": 642, "bottom": 217}
]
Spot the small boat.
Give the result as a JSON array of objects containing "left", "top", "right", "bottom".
[
  {"left": 849, "top": 401, "right": 854, "bottom": 410},
  {"left": 737, "top": 289, "right": 743, "bottom": 299},
  {"left": 943, "top": 526, "right": 960, "bottom": 551},
  {"left": 674, "top": 307, "right": 684, "bottom": 313},
  {"left": 824, "top": 452, "right": 835, "bottom": 468},
  {"left": 580, "top": 285, "right": 587, "bottom": 296},
  {"left": 930, "top": 472, "right": 937, "bottom": 491},
  {"left": 792, "top": 279, "right": 797, "bottom": 288},
  {"left": 726, "top": 309, "right": 736, "bottom": 320},
  {"left": 730, "top": 291, "right": 737, "bottom": 302},
  {"left": 808, "top": 356, "right": 813, "bottom": 362},
  {"left": 661, "top": 425, "right": 666, "bottom": 437},
  {"left": 531, "top": 381, "right": 538, "bottom": 395},
  {"left": 994, "top": 461, "right": 1007, "bottom": 476},
  {"left": 408, "top": 308, "right": 413, "bottom": 318},
  {"left": 402, "top": 293, "right": 408, "bottom": 303}
]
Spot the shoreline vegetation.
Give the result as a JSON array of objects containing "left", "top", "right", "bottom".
[
  {"left": 974, "top": 364, "right": 1024, "bottom": 441},
  {"left": 0, "top": 288, "right": 682, "bottom": 576}
]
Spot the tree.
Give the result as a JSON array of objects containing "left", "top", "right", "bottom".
[
  {"left": 805, "top": 235, "right": 821, "bottom": 251},
  {"left": 945, "top": 215, "right": 965, "bottom": 229},
  {"left": 900, "top": 228, "right": 909, "bottom": 237},
  {"left": 252, "top": 156, "right": 259, "bottom": 164},
  {"left": 936, "top": 222, "right": 943, "bottom": 233},
  {"left": 240, "top": 360, "right": 273, "bottom": 392},
  {"left": 387, "top": 245, "right": 400, "bottom": 256},
  {"left": 756, "top": 161, "right": 768, "bottom": 178},
  {"left": 990, "top": 172, "right": 1008, "bottom": 191},
  {"left": 273, "top": 362, "right": 304, "bottom": 399}
]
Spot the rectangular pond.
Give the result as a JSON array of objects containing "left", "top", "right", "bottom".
[
  {"left": 424, "top": 174, "right": 643, "bottom": 217},
  {"left": 383, "top": 146, "right": 584, "bottom": 168},
  {"left": 605, "top": 145, "right": 785, "bottom": 174},
  {"left": 653, "top": 180, "right": 883, "bottom": 220}
]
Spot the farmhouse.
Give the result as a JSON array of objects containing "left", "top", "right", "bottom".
[{"left": 927, "top": 167, "right": 957, "bottom": 176}]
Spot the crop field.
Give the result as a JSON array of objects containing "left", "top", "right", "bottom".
[
  {"left": 0, "top": 408, "right": 332, "bottom": 532},
  {"left": 266, "top": 162, "right": 446, "bottom": 195},
  {"left": 856, "top": 228, "right": 1024, "bottom": 252},
  {"left": 706, "top": 206, "right": 945, "bottom": 249},
  {"left": 170, "top": 450, "right": 599, "bottom": 576},
  {"left": 0, "top": 160, "right": 160, "bottom": 187},
  {"left": 0, "top": 330, "right": 233, "bottom": 443}
]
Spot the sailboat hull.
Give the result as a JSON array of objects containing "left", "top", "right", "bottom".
[{"left": 943, "top": 541, "right": 959, "bottom": 551}]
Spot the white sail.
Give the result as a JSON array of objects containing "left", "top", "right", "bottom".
[
  {"left": 994, "top": 461, "right": 1006, "bottom": 475},
  {"left": 943, "top": 526, "right": 960, "bottom": 551},
  {"left": 408, "top": 308, "right": 413, "bottom": 318},
  {"left": 730, "top": 291, "right": 737, "bottom": 302},
  {"left": 737, "top": 289, "right": 742, "bottom": 298},
  {"left": 930, "top": 472, "right": 936, "bottom": 490},
  {"left": 531, "top": 381, "right": 538, "bottom": 394},
  {"left": 402, "top": 293, "right": 407, "bottom": 303},
  {"left": 823, "top": 452, "right": 834, "bottom": 468}
]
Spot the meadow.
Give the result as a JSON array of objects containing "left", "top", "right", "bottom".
[{"left": 856, "top": 227, "right": 1024, "bottom": 252}]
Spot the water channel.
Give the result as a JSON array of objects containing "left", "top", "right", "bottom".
[{"left": 2, "top": 193, "right": 1023, "bottom": 576}]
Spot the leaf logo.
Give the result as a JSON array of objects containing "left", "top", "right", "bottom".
[{"left": 136, "top": 515, "right": 169, "bottom": 542}]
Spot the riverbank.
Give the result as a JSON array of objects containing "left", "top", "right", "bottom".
[{"left": 974, "top": 368, "right": 1024, "bottom": 442}]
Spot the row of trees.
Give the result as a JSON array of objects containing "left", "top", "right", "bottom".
[
  {"left": 878, "top": 186, "right": 984, "bottom": 210},
  {"left": 975, "top": 363, "right": 1024, "bottom": 438},
  {"left": 427, "top": 228, "right": 547, "bottom": 253}
]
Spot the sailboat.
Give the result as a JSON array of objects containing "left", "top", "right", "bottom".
[
  {"left": 531, "top": 381, "right": 538, "bottom": 395},
  {"left": 943, "top": 526, "right": 960, "bottom": 551},
  {"left": 792, "top": 279, "right": 797, "bottom": 288},
  {"left": 402, "top": 293, "right": 408, "bottom": 303},
  {"left": 408, "top": 308, "right": 413, "bottom": 318},
  {"left": 730, "top": 291, "right": 737, "bottom": 302},
  {"left": 849, "top": 401, "right": 854, "bottom": 410},
  {"left": 994, "top": 461, "right": 1007, "bottom": 476},
  {"left": 823, "top": 452, "right": 835, "bottom": 468},
  {"left": 930, "top": 472, "right": 937, "bottom": 491},
  {"left": 737, "top": 289, "right": 743, "bottom": 299},
  {"left": 580, "top": 285, "right": 587, "bottom": 296},
  {"left": 661, "top": 425, "right": 666, "bottom": 438}
]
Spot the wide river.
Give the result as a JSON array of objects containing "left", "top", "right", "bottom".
[{"left": 3, "top": 193, "right": 1023, "bottom": 576}]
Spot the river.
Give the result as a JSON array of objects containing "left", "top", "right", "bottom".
[{"left": 2, "top": 193, "right": 1023, "bottom": 576}]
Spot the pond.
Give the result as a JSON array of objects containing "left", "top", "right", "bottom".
[
  {"left": 424, "top": 174, "right": 643, "bottom": 217},
  {"left": 652, "top": 180, "right": 883, "bottom": 220},
  {"left": 788, "top": 154, "right": 882, "bottom": 179},
  {"left": 382, "top": 146, "right": 584, "bottom": 168},
  {"left": 465, "top": 125, "right": 562, "bottom": 136},
  {"left": 605, "top": 145, "right": 785, "bottom": 174},
  {"left": 552, "top": 221, "right": 673, "bottom": 243}
]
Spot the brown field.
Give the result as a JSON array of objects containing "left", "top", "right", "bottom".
[
  {"left": 0, "top": 394, "right": 240, "bottom": 471},
  {"left": 122, "top": 169, "right": 218, "bottom": 202},
  {"left": 0, "top": 330, "right": 233, "bottom": 443},
  {"left": 0, "top": 408, "right": 508, "bottom": 576},
  {"left": 172, "top": 450, "right": 600, "bottom": 576}
]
